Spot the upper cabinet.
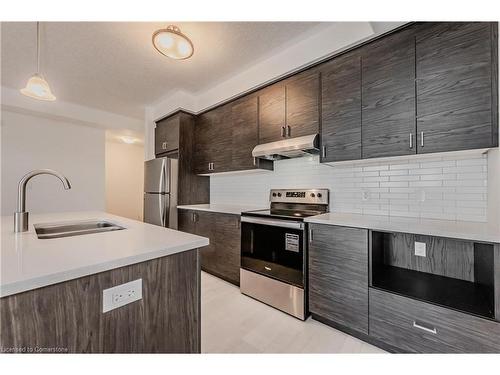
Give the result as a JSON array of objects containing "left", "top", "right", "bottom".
[
  {"left": 194, "top": 96, "right": 273, "bottom": 175},
  {"left": 258, "top": 70, "right": 320, "bottom": 144},
  {"left": 155, "top": 116, "right": 180, "bottom": 156},
  {"left": 319, "top": 21, "right": 498, "bottom": 164},
  {"left": 361, "top": 27, "right": 416, "bottom": 159},
  {"left": 320, "top": 51, "right": 362, "bottom": 162},
  {"left": 284, "top": 70, "right": 320, "bottom": 138},
  {"left": 415, "top": 22, "right": 499, "bottom": 153}
]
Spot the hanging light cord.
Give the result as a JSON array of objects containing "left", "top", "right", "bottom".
[{"left": 36, "top": 21, "right": 40, "bottom": 74}]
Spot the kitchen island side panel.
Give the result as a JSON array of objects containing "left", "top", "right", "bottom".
[{"left": 0, "top": 249, "right": 200, "bottom": 353}]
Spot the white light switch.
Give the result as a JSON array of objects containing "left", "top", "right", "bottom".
[
  {"left": 102, "top": 278, "right": 142, "bottom": 313},
  {"left": 415, "top": 241, "right": 426, "bottom": 257}
]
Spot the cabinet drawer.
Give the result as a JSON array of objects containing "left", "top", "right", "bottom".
[{"left": 369, "top": 288, "right": 500, "bottom": 353}]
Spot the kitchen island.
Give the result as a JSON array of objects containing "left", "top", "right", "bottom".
[{"left": 0, "top": 211, "right": 208, "bottom": 353}]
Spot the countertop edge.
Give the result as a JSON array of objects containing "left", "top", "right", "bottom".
[
  {"left": 0, "top": 237, "right": 208, "bottom": 298},
  {"left": 304, "top": 216, "right": 500, "bottom": 243},
  {"left": 177, "top": 205, "right": 265, "bottom": 215}
]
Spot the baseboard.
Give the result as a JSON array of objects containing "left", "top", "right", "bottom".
[{"left": 310, "top": 314, "right": 402, "bottom": 353}]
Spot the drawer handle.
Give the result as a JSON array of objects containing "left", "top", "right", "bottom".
[
  {"left": 264, "top": 266, "right": 272, "bottom": 271},
  {"left": 413, "top": 320, "right": 437, "bottom": 335}
]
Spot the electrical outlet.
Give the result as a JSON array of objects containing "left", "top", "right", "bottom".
[
  {"left": 103, "top": 279, "right": 142, "bottom": 313},
  {"left": 415, "top": 241, "right": 426, "bottom": 257},
  {"left": 362, "top": 190, "right": 370, "bottom": 201}
]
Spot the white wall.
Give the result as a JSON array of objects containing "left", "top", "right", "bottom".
[
  {"left": 1, "top": 110, "right": 105, "bottom": 215},
  {"left": 105, "top": 140, "right": 144, "bottom": 221},
  {"left": 210, "top": 150, "right": 491, "bottom": 223}
]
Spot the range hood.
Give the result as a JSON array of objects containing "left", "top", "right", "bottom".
[{"left": 252, "top": 134, "right": 320, "bottom": 161}]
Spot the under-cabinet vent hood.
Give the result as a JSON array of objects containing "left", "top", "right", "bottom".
[{"left": 252, "top": 134, "right": 320, "bottom": 161}]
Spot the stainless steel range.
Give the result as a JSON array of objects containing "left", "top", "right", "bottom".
[{"left": 240, "top": 188, "right": 329, "bottom": 320}]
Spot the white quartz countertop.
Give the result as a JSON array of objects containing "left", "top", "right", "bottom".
[
  {"left": 304, "top": 212, "right": 500, "bottom": 243},
  {"left": 0, "top": 211, "right": 209, "bottom": 298},
  {"left": 177, "top": 204, "right": 266, "bottom": 215}
]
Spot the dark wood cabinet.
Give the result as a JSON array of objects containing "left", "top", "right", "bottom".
[
  {"left": 154, "top": 112, "right": 209, "bottom": 206},
  {"left": 194, "top": 97, "right": 272, "bottom": 175},
  {"left": 285, "top": 70, "right": 320, "bottom": 138},
  {"left": 257, "top": 70, "right": 320, "bottom": 144},
  {"left": 416, "top": 22, "right": 498, "bottom": 153},
  {"left": 320, "top": 52, "right": 362, "bottom": 162},
  {"left": 155, "top": 116, "right": 179, "bottom": 156},
  {"left": 361, "top": 27, "right": 416, "bottom": 159},
  {"left": 258, "top": 83, "right": 286, "bottom": 143},
  {"left": 0, "top": 250, "right": 200, "bottom": 353},
  {"left": 308, "top": 224, "right": 369, "bottom": 334},
  {"left": 178, "top": 209, "right": 241, "bottom": 286}
]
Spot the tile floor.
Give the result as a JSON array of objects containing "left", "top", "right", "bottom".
[{"left": 201, "top": 272, "right": 386, "bottom": 353}]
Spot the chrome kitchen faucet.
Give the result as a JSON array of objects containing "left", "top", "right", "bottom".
[{"left": 14, "top": 169, "right": 71, "bottom": 232}]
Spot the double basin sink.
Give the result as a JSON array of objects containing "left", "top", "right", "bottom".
[{"left": 34, "top": 220, "right": 125, "bottom": 239}]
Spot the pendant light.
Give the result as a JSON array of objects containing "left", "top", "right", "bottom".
[
  {"left": 152, "top": 25, "right": 194, "bottom": 60},
  {"left": 21, "top": 22, "right": 56, "bottom": 101}
]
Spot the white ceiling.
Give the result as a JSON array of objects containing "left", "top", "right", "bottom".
[{"left": 1, "top": 22, "right": 334, "bottom": 119}]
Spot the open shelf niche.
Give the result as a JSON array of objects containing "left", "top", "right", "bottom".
[{"left": 370, "top": 231, "right": 496, "bottom": 320}]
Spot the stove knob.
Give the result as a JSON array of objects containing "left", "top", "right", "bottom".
[
  {"left": 277, "top": 193, "right": 282, "bottom": 197},
  {"left": 317, "top": 193, "right": 322, "bottom": 198},
  {"left": 272, "top": 192, "right": 277, "bottom": 197},
  {"left": 310, "top": 193, "right": 316, "bottom": 198}
]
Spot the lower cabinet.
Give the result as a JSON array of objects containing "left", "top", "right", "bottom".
[
  {"left": 369, "top": 288, "right": 500, "bottom": 353},
  {"left": 178, "top": 209, "right": 241, "bottom": 286},
  {"left": 308, "top": 224, "right": 369, "bottom": 334}
]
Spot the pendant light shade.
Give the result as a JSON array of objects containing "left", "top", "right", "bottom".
[
  {"left": 152, "top": 25, "right": 194, "bottom": 60},
  {"left": 21, "top": 22, "right": 56, "bottom": 101},
  {"left": 21, "top": 73, "right": 56, "bottom": 101}
]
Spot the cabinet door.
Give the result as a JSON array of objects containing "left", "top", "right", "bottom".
[
  {"left": 155, "top": 116, "right": 180, "bottom": 155},
  {"left": 309, "top": 224, "right": 369, "bottom": 334},
  {"left": 416, "top": 22, "right": 497, "bottom": 153},
  {"left": 214, "top": 213, "right": 241, "bottom": 285},
  {"left": 195, "top": 211, "right": 218, "bottom": 274},
  {"left": 178, "top": 209, "right": 196, "bottom": 234},
  {"left": 194, "top": 112, "right": 215, "bottom": 174},
  {"left": 209, "top": 104, "right": 233, "bottom": 173},
  {"left": 285, "top": 70, "right": 320, "bottom": 138},
  {"left": 361, "top": 27, "right": 416, "bottom": 158},
  {"left": 258, "top": 83, "right": 286, "bottom": 143},
  {"left": 231, "top": 96, "right": 259, "bottom": 171},
  {"left": 320, "top": 52, "right": 362, "bottom": 162}
]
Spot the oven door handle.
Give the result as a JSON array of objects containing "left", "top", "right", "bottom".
[{"left": 241, "top": 216, "right": 304, "bottom": 230}]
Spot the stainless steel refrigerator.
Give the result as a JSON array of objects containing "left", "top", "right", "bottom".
[{"left": 143, "top": 157, "right": 178, "bottom": 229}]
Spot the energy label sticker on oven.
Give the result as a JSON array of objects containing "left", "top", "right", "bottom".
[{"left": 285, "top": 233, "right": 299, "bottom": 252}]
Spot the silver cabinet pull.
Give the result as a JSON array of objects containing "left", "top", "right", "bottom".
[
  {"left": 211, "top": 162, "right": 215, "bottom": 171},
  {"left": 409, "top": 133, "right": 413, "bottom": 149},
  {"left": 253, "top": 157, "right": 257, "bottom": 166},
  {"left": 322, "top": 145, "right": 327, "bottom": 158},
  {"left": 309, "top": 227, "right": 313, "bottom": 244},
  {"left": 420, "top": 131, "right": 424, "bottom": 147},
  {"left": 281, "top": 126, "right": 286, "bottom": 137},
  {"left": 162, "top": 141, "right": 167, "bottom": 150},
  {"left": 413, "top": 320, "right": 437, "bottom": 334},
  {"left": 287, "top": 125, "right": 291, "bottom": 137},
  {"left": 208, "top": 162, "right": 211, "bottom": 171}
]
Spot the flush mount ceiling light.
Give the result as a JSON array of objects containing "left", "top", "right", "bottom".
[
  {"left": 20, "top": 22, "right": 56, "bottom": 101},
  {"left": 120, "top": 136, "right": 137, "bottom": 144},
  {"left": 152, "top": 25, "right": 194, "bottom": 60}
]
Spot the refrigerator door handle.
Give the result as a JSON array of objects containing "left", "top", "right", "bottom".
[{"left": 160, "top": 194, "right": 166, "bottom": 227}]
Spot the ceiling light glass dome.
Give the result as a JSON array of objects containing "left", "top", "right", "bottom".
[{"left": 152, "top": 25, "right": 194, "bottom": 60}]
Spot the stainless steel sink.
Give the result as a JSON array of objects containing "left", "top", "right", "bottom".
[{"left": 34, "top": 220, "right": 125, "bottom": 239}]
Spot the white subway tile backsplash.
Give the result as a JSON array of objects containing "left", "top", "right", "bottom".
[{"left": 210, "top": 152, "right": 489, "bottom": 222}]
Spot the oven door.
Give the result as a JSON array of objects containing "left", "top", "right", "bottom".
[{"left": 240, "top": 216, "right": 306, "bottom": 288}]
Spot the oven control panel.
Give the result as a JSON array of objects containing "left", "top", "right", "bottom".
[{"left": 269, "top": 189, "right": 329, "bottom": 205}]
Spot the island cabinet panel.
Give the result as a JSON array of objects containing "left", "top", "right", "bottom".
[
  {"left": 361, "top": 27, "right": 416, "bottom": 159},
  {"left": 320, "top": 51, "right": 362, "bottom": 162},
  {"left": 308, "top": 224, "right": 369, "bottom": 334},
  {"left": 258, "top": 82, "right": 286, "bottom": 144},
  {"left": 178, "top": 210, "right": 241, "bottom": 286},
  {"left": 416, "top": 22, "right": 498, "bottom": 153},
  {"left": 0, "top": 250, "right": 200, "bottom": 353},
  {"left": 369, "top": 288, "right": 500, "bottom": 353},
  {"left": 285, "top": 70, "right": 320, "bottom": 138}
]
